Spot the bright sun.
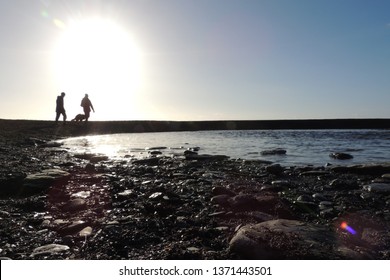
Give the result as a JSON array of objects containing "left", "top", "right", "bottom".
[{"left": 52, "top": 18, "right": 143, "bottom": 120}]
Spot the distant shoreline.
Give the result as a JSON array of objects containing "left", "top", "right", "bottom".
[{"left": 1, "top": 118, "right": 389, "bottom": 140}]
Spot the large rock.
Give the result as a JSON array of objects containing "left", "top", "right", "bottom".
[
  {"left": 363, "top": 183, "right": 390, "bottom": 193},
  {"left": 330, "top": 164, "right": 390, "bottom": 175},
  {"left": 30, "top": 244, "right": 70, "bottom": 257},
  {"left": 261, "top": 149, "right": 287, "bottom": 156},
  {"left": 22, "top": 169, "right": 70, "bottom": 194},
  {"left": 329, "top": 152, "right": 353, "bottom": 160},
  {"left": 229, "top": 219, "right": 336, "bottom": 259}
]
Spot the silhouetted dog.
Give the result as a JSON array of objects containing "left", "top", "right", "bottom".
[{"left": 71, "top": 114, "right": 86, "bottom": 122}]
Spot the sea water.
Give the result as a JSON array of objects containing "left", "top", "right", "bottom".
[{"left": 59, "top": 129, "right": 390, "bottom": 166}]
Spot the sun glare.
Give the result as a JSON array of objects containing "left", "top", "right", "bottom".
[{"left": 52, "top": 18, "right": 143, "bottom": 120}]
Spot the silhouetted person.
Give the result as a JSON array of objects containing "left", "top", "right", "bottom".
[
  {"left": 80, "top": 94, "right": 95, "bottom": 121},
  {"left": 55, "top": 92, "right": 66, "bottom": 123}
]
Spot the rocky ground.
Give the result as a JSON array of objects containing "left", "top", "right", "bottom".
[{"left": 1, "top": 120, "right": 390, "bottom": 260}]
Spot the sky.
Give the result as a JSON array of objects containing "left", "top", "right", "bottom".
[{"left": 0, "top": 0, "right": 389, "bottom": 121}]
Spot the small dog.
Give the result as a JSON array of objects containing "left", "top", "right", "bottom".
[{"left": 71, "top": 114, "right": 86, "bottom": 122}]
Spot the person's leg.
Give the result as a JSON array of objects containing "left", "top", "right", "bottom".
[
  {"left": 85, "top": 110, "right": 90, "bottom": 121},
  {"left": 55, "top": 112, "right": 60, "bottom": 122}
]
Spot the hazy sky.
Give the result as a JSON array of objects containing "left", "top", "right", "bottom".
[{"left": 0, "top": 0, "right": 389, "bottom": 121}]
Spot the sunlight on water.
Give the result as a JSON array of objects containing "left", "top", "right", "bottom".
[{"left": 59, "top": 129, "right": 390, "bottom": 166}]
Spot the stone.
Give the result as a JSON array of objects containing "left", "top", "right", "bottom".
[
  {"left": 361, "top": 228, "right": 389, "bottom": 249},
  {"left": 0, "top": 172, "right": 25, "bottom": 195},
  {"left": 363, "top": 183, "right": 390, "bottom": 193},
  {"left": 248, "top": 211, "right": 274, "bottom": 222},
  {"left": 90, "top": 155, "right": 109, "bottom": 163},
  {"left": 312, "top": 193, "right": 327, "bottom": 201},
  {"left": 185, "top": 154, "right": 229, "bottom": 161},
  {"left": 57, "top": 220, "right": 88, "bottom": 235},
  {"left": 212, "top": 186, "right": 235, "bottom": 196},
  {"left": 23, "top": 169, "right": 70, "bottom": 190},
  {"left": 230, "top": 194, "right": 261, "bottom": 211},
  {"left": 145, "top": 146, "right": 167, "bottom": 150},
  {"left": 71, "top": 191, "right": 91, "bottom": 199},
  {"left": 132, "top": 157, "right": 160, "bottom": 165},
  {"left": 184, "top": 150, "right": 197, "bottom": 156},
  {"left": 63, "top": 199, "right": 87, "bottom": 212},
  {"left": 211, "top": 195, "right": 231, "bottom": 207},
  {"left": 319, "top": 201, "right": 333, "bottom": 210},
  {"left": 329, "top": 152, "right": 353, "bottom": 160},
  {"left": 78, "top": 226, "right": 93, "bottom": 237},
  {"left": 30, "top": 244, "right": 70, "bottom": 257},
  {"left": 299, "top": 171, "right": 330, "bottom": 176},
  {"left": 330, "top": 164, "right": 390, "bottom": 175},
  {"left": 229, "top": 219, "right": 336, "bottom": 259},
  {"left": 297, "top": 194, "right": 314, "bottom": 203},
  {"left": 265, "top": 164, "right": 284, "bottom": 175},
  {"left": 261, "top": 149, "right": 287, "bottom": 156},
  {"left": 382, "top": 174, "right": 390, "bottom": 180}
]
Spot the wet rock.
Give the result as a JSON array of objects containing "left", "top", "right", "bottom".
[
  {"left": 271, "top": 180, "right": 290, "bottom": 187},
  {"left": 132, "top": 157, "right": 160, "bottom": 165},
  {"left": 363, "top": 183, "right": 390, "bottom": 193},
  {"left": 71, "top": 191, "right": 91, "bottom": 199},
  {"left": 330, "top": 164, "right": 390, "bottom": 175},
  {"left": 319, "top": 208, "right": 336, "bottom": 218},
  {"left": 229, "top": 219, "right": 336, "bottom": 259},
  {"left": 261, "top": 149, "right": 286, "bottom": 155},
  {"left": 145, "top": 146, "right": 167, "bottom": 150},
  {"left": 329, "top": 152, "right": 353, "bottom": 160},
  {"left": 297, "top": 194, "right": 314, "bottom": 203},
  {"left": 300, "top": 171, "right": 330, "bottom": 176},
  {"left": 117, "top": 190, "right": 135, "bottom": 199},
  {"left": 57, "top": 220, "right": 88, "bottom": 235},
  {"left": 230, "top": 194, "right": 261, "bottom": 211},
  {"left": 185, "top": 154, "right": 229, "bottom": 161},
  {"left": 265, "top": 164, "right": 284, "bottom": 175},
  {"left": 337, "top": 246, "right": 365, "bottom": 259},
  {"left": 318, "top": 201, "right": 333, "bottom": 210},
  {"left": 211, "top": 195, "right": 231, "bottom": 207},
  {"left": 184, "top": 150, "right": 197, "bottom": 156},
  {"left": 0, "top": 172, "right": 26, "bottom": 195},
  {"left": 248, "top": 211, "right": 274, "bottom": 222},
  {"left": 78, "top": 226, "right": 93, "bottom": 237},
  {"left": 85, "top": 163, "right": 95, "bottom": 173},
  {"left": 22, "top": 169, "right": 70, "bottom": 194},
  {"left": 74, "top": 153, "right": 96, "bottom": 160},
  {"left": 382, "top": 174, "right": 390, "bottom": 180},
  {"left": 212, "top": 186, "right": 235, "bottom": 196},
  {"left": 90, "top": 155, "right": 109, "bottom": 163},
  {"left": 63, "top": 198, "right": 87, "bottom": 212},
  {"left": 30, "top": 244, "right": 70, "bottom": 257},
  {"left": 312, "top": 193, "right": 327, "bottom": 201}
]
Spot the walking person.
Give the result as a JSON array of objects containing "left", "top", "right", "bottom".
[
  {"left": 80, "top": 93, "right": 95, "bottom": 121},
  {"left": 55, "top": 92, "right": 67, "bottom": 123}
]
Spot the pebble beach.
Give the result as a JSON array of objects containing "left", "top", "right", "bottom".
[{"left": 1, "top": 119, "right": 390, "bottom": 260}]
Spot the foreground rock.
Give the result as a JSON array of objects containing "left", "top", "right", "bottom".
[
  {"left": 229, "top": 219, "right": 336, "bottom": 259},
  {"left": 22, "top": 169, "right": 71, "bottom": 195}
]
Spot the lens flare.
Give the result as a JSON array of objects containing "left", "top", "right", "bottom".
[{"left": 340, "top": 222, "right": 356, "bottom": 235}]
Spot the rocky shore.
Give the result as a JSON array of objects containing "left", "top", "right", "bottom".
[{"left": 1, "top": 119, "right": 390, "bottom": 260}]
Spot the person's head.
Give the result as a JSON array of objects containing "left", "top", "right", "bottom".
[
  {"left": 85, "top": 94, "right": 88, "bottom": 98},
  {"left": 61, "top": 92, "right": 65, "bottom": 97}
]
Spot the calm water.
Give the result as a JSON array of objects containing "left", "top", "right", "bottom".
[{"left": 59, "top": 129, "right": 390, "bottom": 166}]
